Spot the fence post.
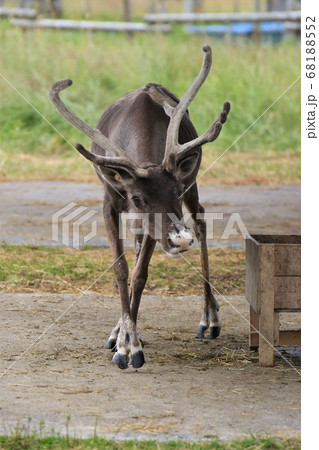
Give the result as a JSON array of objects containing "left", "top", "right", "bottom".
[
  {"left": 123, "top": 0, "right": 132, "bottom": 22},
  {"left": 184, "top": 0, "right": 193, "bottom": 13},
  {"left": 83, "top": 0, "right": 91, "bottom": 18}
]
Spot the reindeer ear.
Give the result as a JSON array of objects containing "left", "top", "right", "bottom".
[
  {"left": 75, "top": 143, "right": 136, "bottom": 188},
  {"left": 175, "top": 153, "right": 200, "bottom": 183}
]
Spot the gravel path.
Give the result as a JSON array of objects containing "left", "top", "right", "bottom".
[{"left": 0, "top": 182, "right": 300, "bottom": 247}]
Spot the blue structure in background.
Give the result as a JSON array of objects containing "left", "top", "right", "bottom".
[
  {"left": 230, "top": 21, "right": 254, "bottom": 37},
  {"left": 185, "top": 24, "right": 228, "bottom": 39},
  {"left": 260, "top": 21, "right": 286, "bottom": 43},
  {"left": 186, "top": 21, "right": 286, "bottom": 44}
]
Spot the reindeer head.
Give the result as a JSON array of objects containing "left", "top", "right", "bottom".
[{"left": 50, "top": 46, "right": 230, "bottom": 256}]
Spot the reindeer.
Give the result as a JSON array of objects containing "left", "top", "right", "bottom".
[{"left": 50, "top": 45, "right": 230, "bottom": 370}]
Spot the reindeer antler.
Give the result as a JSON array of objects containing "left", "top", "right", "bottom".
[
  {"left": 162, "top": 45, "right": 231, "bottom": 172},
  {"left": 49, "top": 79, "right": 148, "bottom": 176}
]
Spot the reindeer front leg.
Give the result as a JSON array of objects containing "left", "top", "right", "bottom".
[
  {"left": 103, "top": 203, "right": 144, "bottom": 369},
  {"left": 194, "top": 203, "right": 221, "bottom": 339},
  {"left": 125, "top": 234, "right": 156, "bottom": 367},
  {"left": 130, "top": 234, "right": 156, "bottom": 324},
  {"left": 184, "top": 186, "right": 221, "bottom": 339}
]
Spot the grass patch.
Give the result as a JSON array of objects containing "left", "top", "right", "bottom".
[
  {"left": 0, "top": 23, "right": 300, "bottom": 184},
  {"left": 199, "top": 148, "right": 300, "bottom": 186},
  {"left": 0, "top": 434, "right": 301, "bottom": 449},
  {"left": 0, "top": 245, "right": 245, "bottom": 296}
]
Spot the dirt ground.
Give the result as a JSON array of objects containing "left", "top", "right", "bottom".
[{"left": 0, "top": 293, "right": 300, "bottom": 441}]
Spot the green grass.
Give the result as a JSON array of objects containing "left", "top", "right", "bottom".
[
  {"left": 0, "top": 434, "right": 301, "bottom": 450},
  {"left": 0, "top": 244, "right": 245, "bottom": 296},
  {"left": 0, "top": 22, "right": 300, "bottom": 184}
]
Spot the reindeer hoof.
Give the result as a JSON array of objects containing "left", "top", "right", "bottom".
[
  {"left": 112, "top": 352, "right": 128, "bottom": 370},
  {"left": 131, "top": 351, "right": 145, "bottom": 369},
  {"left": 197, "top": 324, "right": 207, "bottom": 339},
  {"left": 105, "top": 338, "right": 117, "bottom": 351},
  {"left": 210, "top": 325, "right": 221, "bottom": 339}
]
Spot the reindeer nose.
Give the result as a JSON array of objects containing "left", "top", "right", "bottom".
[{"left": 167, "top": 229, "right": 193, "bottom": 255}]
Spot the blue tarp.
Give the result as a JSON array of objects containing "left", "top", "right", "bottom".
[
  {"left": 230, "top": 22, "right": 254, "bottom": 34},
  {"left": 186, "top": 21, "right": 286, "bottom": 38}
]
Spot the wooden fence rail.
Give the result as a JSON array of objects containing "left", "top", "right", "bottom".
[
  {"left": 10, "top": 18, "right": 172, "bottom": 33},
  {"left": 145, "top": 11, "right": 301, "bottom": 23},
  {"left": 0, "top": 7, "right": 37, "bottom": 18}
]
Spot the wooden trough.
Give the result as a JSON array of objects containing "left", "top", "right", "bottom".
[{"left": 246, "top": 234, "right": 301, "bottom": 366}]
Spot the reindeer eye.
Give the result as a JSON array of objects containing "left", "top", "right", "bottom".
[{"left": 131, "top": 195, "right": 142, "bottom": 207}]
